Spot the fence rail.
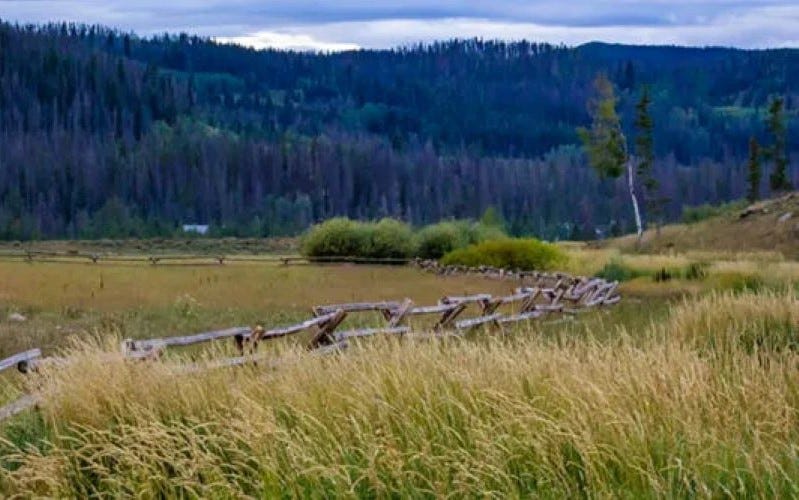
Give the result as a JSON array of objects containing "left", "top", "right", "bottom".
[
  {"left": 0, "top": 250, "right": 418, "bottom": 266},
  {"left": 0, "top": 349, "right": 41, "bottom": 374},
  {"left": 0, "top": 266, "right": 620, "bottom": 423}
]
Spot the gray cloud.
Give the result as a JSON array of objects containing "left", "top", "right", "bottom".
[{"left": 1, "top": 1, "right": 797, "bottom": 49}]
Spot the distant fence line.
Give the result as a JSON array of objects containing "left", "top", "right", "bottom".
[
  {"left": 0, "top": 250, "right": 416, "bottom": 266},
  {"left": 0, "top": 266, "right": 620, "bottom": 423}
]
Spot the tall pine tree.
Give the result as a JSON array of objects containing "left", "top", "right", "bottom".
[
  {"left": 767, "top": 97, "right": 791, "bottom": 192},
  {"left": 747, "top": 137, "right": 762, "bottom": 203},
  {"left": 634, "top": 86, "right": 660, "bottom": 231},
  {"left": 578, "top": 74, "right": 643, "bottom": 238}
]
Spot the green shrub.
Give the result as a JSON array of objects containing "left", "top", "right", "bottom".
[
  {"left": 479, "top": 206, "right": 505, "bottom": 229},
  {"left": 466, "top": 222, "right": 507, "bottom": 245},
  {"left": 361, "top": 218, "right": 414, "bottom": 258},
  {"left": 440, "top": 238, "right": 566, "bottom": 271},
  {"left": 302, "top": 217, "right": 507, "bottom": 260},
  {"left": 595, "top": 259, "right": 645, "bottom": 282},
  {"left": 300, "top": 218, "right": 369, "bottom": 257},
  {"left": 415, "top": 221, "right": 507, "bottom": 259},
  {"left": 414, "top": 222, "right": 470, "bottom": 259}
]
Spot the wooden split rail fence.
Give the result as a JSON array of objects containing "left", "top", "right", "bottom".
[
  {"left": 0, "top": 250, "right": 416, "bottom": 266},
  {"left": 0, "top": 272, "right": 620, "bottom": 422}
]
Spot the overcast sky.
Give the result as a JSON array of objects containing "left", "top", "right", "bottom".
[{"left": 2, "top": 1, "right": 798, "bottom": 51}]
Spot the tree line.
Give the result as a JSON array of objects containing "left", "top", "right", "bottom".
[{"left": 0, "top": 21, "right": 797, "bottom": 240}]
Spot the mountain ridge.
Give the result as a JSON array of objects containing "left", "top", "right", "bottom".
[{"left": 0, "top": 21, "right": 796, "bottom": 240}]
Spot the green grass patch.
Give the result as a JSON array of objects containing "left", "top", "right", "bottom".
[
  {"left": 594, "top": 258, "right": 647, "bottom": 282},
  {"left": 681, "top": 199, "right": 747, "bottom": 224}
]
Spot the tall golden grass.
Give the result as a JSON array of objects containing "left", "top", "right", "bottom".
[{"left": 2, "top": 290, "right": 799, "bottom": 496}]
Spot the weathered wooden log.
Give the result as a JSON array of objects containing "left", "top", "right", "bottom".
[
  {"left": 497, "top": 311, "right": 544, "bottom": 324},
  {"left": 513, "top": 287, "right": 543, "bottom": 313},
  {"left": 257, "top": 311, "right": 340, "bottom": 341},
  {"left": 455, "top": 313, "right": 503, "bottom": 331},
  {"left": 433, "top": 303, "right": 468, "bottom": 330},
  {"left": 403, "top": 331, "right": 464, "bottom": 340},
  {"left": 440, "top": 293, "right": 492, "bottom": 305},
  {"left": 313, "top": 301, "right": 401, "bottom": 317},
  {"left": 480, "top": 290, "right": 535, "bottom": 315},
  {"left": 127, "top": 326, "right": 252, "bottom": 352},
  {"left": 585, "top": 282, "right": 619, "bottom": 307},
  {"left": 0, "top": 394, "right": 39, "bottom": 422},
  {"left": 534, "top": 303, "right": 565, "bottom": 313},
  {"left": 0, "top": 349, "right": 42, "bottom": 374},
  {"left": 307, "top": 309, "right": 348, "bottom": 349},
  {"left": 406, "top": 303, "right": 461, "bottom": 315},
  {"left": 388, "top": 299, "right": 414, "bottom": 327},
  {"left": 333, "top": 326, "right": 410, "bottom": 342},
  {"left": 125, "top": 348, "right": 163, "bottom": 360},
  {"left": 571, "top": 278, "right": 604, "bottom": 297},
  {"left": 384, "top": 301, "right": 469, "bottom": 329}
]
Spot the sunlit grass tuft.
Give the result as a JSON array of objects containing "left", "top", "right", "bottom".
[{"left": 664, "top": 289, "right": 799, "bottom": 354}]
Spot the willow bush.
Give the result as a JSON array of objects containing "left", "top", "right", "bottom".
[
  {"left": 301, "top": 217, "right": 507, "bottom": 260},
  {"left": 441, "top": 238, "right": 567, "bottom": 271}
]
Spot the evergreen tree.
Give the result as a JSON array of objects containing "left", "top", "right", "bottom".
[
  {"left": 578, "top": 74, "right": 643, "bottom": 238},
  {"left": 634, "top": 86, "right": 660, "bottom": 231},
  {"left": 480, "top": 206, "right": 505, "bottom": 229},
  {"left": 767, "top": 97, "right": 791, "bottom": 192},
  {"left": 747, "top": 137, "right": 762, "bottom": 203}
]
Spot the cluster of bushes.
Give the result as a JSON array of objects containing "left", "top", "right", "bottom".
[
  {"left": 300, "top": 217, "right": 506, "bottom": 260},
  {"left": 595, "top": 259, "right": 711, "bottom": 283},
  {"left": 440, "top": 239, "right": 567, "bottom": 271}
]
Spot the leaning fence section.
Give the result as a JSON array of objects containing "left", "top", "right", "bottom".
[{"left": 0, "top": 267, "right": 620, "bottom": 422}]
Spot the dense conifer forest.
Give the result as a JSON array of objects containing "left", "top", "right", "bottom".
[{"left": 0, "top": 21, "right": 797, "bottom": 239}]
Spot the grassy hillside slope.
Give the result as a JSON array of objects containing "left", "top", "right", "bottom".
[{"left": 607, "top": 193, "right": 799, "bottom": 257}]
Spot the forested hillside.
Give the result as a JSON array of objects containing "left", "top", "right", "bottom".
[{"left": 1, "top": 21, "right": 798, "bottom": 239}]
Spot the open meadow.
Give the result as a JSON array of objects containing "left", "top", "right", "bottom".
[
  {"left": 1, "top": 246, "right": 799, "bottom": 496},
  {"left": 1, "top": 9, "right": 797, "bottom": 496}
]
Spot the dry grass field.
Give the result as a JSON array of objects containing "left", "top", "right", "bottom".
[
  {"left": 1, "top": 246, "right": 799, "bottom": 497},
  {"left": 0, "top": 260, "right": 513, "bottom": 357},
  {"left": 0, "top": 260, "right": 510, "bottom": 313}
]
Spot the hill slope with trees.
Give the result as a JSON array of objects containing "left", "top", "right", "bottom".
[{"left": 0, "top": 21, "right": 797, "bottom": 240}]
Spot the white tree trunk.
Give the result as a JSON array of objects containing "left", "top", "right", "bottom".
[{"left": 626, "top": 158, "right": 643, "bottom": 239}]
